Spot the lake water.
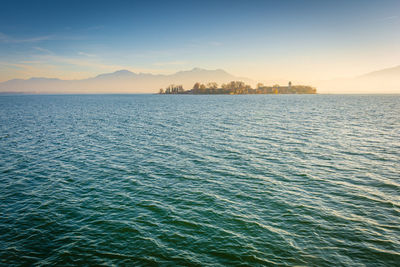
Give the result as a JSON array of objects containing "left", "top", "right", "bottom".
[{"left": 0, "top": 94, "right": 399, "bottom": 266}]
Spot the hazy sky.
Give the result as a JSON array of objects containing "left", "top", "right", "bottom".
[{"left": 0, "top": 0, "right": 399, "bottom": 83}]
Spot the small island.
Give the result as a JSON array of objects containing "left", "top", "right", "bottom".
[{"left": 159, "top": 81, "right": 316, "bottom": 95}]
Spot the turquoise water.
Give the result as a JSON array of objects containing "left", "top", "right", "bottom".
[{"left": 0, "top": 94, "right": 399, "bottom": 266}]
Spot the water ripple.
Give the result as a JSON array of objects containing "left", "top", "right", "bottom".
[{"left": 0, "top": 94, "right": 399, "bottom": 266}]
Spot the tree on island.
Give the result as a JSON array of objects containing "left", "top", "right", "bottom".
[
  {"left": 164, "top": 84, "right": 184, "bottom": 94},
  {"left": 207, "top": 82, "right": 218, "bottom": 89},
  {"left": 191, "top": 82, "right": 218, "bottom": 94},
  {"left": 160, "top": 81, "right": 316, "bottom": 94}
]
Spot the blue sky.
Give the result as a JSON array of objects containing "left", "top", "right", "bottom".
[{"left": 0, "top": 0, "right": 399, "bottom": 82}]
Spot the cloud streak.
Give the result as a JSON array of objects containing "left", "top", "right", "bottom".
[
  {"left": 33, "top": 47, "right": 54, "bottom": 54},
  {"left": 0, "top": 32, "right": 54, "bottom": 43},
  {"left": 377, "top": 15, "right": 398, "bottom": 21},
  {"left": 0, "top": 32, "right": 85, "bottom": 43},
  {"left": 78, "top": 51, "right": 96, "bottom": 57}
]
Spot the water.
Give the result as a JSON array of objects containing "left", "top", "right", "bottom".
[{"left": 0, "top": 94, "right": 399, "bottom": 266}]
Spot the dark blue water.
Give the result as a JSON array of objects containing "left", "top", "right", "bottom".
[{"left": 1, "top": 94, "right": 399, "bottom": 266}]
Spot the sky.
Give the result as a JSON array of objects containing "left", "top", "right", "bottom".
[{"left": 0, "top": 0, "right": 399, "bottom": 83}]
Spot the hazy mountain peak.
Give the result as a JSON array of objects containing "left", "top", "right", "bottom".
[
  {"left": 316, "top": 65, "right": 400, "bottom": 94},
  {"left": 29, "top": 77, "right": 61, "bottom": 81},
  {"left": 191, "top": 67, "right": 205, "bottom": 71},
  {"left": 95, "top": 69, "right": 136, "bottom": 79},
  {"left": 215, "top": 68, "right": 227, "bottom": 72},
  {"left": 0, "top": 68, "right": 254, "bottom": 93},
  {"left": 175, "top": 68, "right": 230, "bottom": 76},
  {"left": 114, "top": 69, "right": 135, "bottom": 75},
  {"left": 190, "top": 67, "right": 227, "bottom": 73},
  {"left": 360, "top": 65, "right": 400, "bottom": 78}
]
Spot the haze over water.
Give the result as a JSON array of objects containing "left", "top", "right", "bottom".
[{"left": 1, "top": 94, "right": 399, "bottom": 266}]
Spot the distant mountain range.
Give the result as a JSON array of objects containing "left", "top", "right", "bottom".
[
  {"left": 316, "top": 65, "right": 400, "bottom": 94},
  {"left": 0, "top": 68, "right": 253, "bottom": 94},
  {"left": 1, "top": 65, "right": 399, "bottom": 94}
]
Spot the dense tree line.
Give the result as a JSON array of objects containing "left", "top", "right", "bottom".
[{"left": 160, "top": 81, "right": 316, "bottom": 94}]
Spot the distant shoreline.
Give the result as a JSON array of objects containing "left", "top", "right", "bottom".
[
  {"left": 159, "top": 81, "right": 316, "bottom": 95},
  {"left": 3, "top": 93, "right": 400, "bottom": 96}
]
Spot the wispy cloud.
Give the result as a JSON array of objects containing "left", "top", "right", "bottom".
[
  {"left": 19, "top": 60, "right": 44, "bottom": 64},
  {"left": 78, "top": 51, "right": 96, "bottom": 57},
  {"left": 377, "top": 15, "right": 398, "bottom": 21},
  {"left": 32, "top": 54, "right": 125, "bottom": 71},
  {"left": 0, "top": 32, "right": 85, "bottom": 43},
  {"left": 33, "top": 47, "right": 54, "bottom": 54},
  {"left": 0, "top": 32, "right": 53, "bottom": 43}
]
